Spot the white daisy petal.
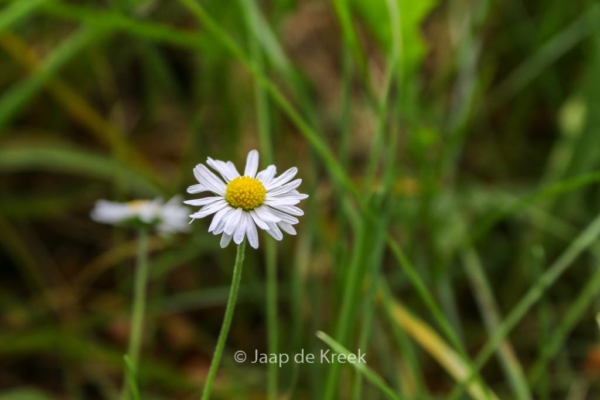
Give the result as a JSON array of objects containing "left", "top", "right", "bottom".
[
  {"left": 167, "top": 196, "right": 184, "bottom": 205},
  {"left": 207, "top": 158, "right": 238, "bottom": 182},
  {"left": 227, "top": 161, "right": 241, "bottom": 177},
  {"left": 265, "top": 167, "right": 297, "bottom": 191},
  {"left": 277, "top": 222, "right": 297, "bottom": 235},
  {"left": 138, "top": 199, "right": 161, "bottom": 223},
  {"left": 267, "top": 179, "right": 302, "bottom": 196},
  {"left": 269, "top": 204, "right": 303, "bottom": 216},
  {"left": 267, "top": 192, "right": 309, "bottom": 201},
  {"left": 265, "top": 222, "right": 283, "bottom": 241},
  {"left": 220, "top": 233, "right": 233, "bottom": 248},
  {"left": 190, "top": 200, "right": 228, "bottom": 219},
  {"left": 265, "top": 207, "right": 300, "bottom": 224},
  {"left": 209, "top": 206, "right": 234, "bottom": 232},
  {"left": 256, "top": 165, "right": 276, "bottom": 184},
  {"left": 224, "top": 207, "right": 243, "bottom": 235},
  {"left": 246, "top": 216, "right": 259, "bottom": 248},
  {"left": 184, "top": 197, "right": 222, "bottom": 206},
  {"left": 226, "top": 163, "right": 241, "bottom": 179},
  {"left": 265, "top": 195, "right": 308, "bottom": 206},
  {"left": 213, "top": 216, "right": 228, "bottom": 234},
  {"left": 265, "top": 198, "right": 301, "bottom": 207},
  {"left": 249, "top": 210, "right": 270, "bottom": 230},
  {"left": 254, "top": 205, "right": 281, "bottom": 223},
  {"left": 91, "top": 201, "right": 132, "bottom": 224},
  {"left": 244, "top": 150, "right": 259, "bottom": 178},
  {"left": 187, "top": 184, "right": 208, "bottom": 194},
  {"left": 233, "top": 213, "right": 248, "bottom": 244},
  {"left": 92, "top": 197, "right": 190, "bottom": 234},
  {"left": 193, "top": 164, "right": 226, "bottom": 196}
]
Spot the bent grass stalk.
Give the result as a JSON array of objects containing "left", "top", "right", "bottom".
[{"left": 201, "top": 240, "right": 246, "bottom": 400}]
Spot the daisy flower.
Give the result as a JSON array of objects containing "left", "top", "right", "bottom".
[
  {"left": 91, "top": 196, "right": 190, "bottom": 234},
  {"left": 185, "top": 150, "right": 308, "bottom": 249}
]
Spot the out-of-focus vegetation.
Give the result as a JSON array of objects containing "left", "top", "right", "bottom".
[{"left": 2, "top": 0, "right": 600, "bottom": 398}]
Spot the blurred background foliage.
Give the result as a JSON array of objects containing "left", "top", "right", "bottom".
[{"left": 2, "top": 0, "right": 600, "bottom": 398}]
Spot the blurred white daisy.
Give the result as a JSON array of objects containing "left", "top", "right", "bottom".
[
  {"left": 185, "top": 150, "right": 308, "bottom": 249},
  {"left": 91, "top": 197, "right": 190, "bottom": 234}
]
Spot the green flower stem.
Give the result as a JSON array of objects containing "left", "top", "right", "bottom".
[
  {"left": 122, "top": 228, "right": 150, "bottom": 400},
  {"left": 201, "top": 240, "right": 246, "bottom": 400}
]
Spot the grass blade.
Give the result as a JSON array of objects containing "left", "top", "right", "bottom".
[
  {"left": 0, "top": 26, "right": 108, "bottom": 132},
  {"left": 381, "top": 296, "right": 498, "bottom": 400},
  {"left": 0, "top": 143, "right": 161, "bottom": 195},
  {"left": 124, "top": 355, "right": 141, "bottom": 400},
  {"left": 462, "top": 249, "right": 532, "bottom": 400},
  {"left": 0, "top": 0, "right": 48, "bottom": 31},
  {"left": 450, "top": 211, "right": 600, "bottom": 399},
  {"left": 316, "top": 331, "right": 403, "bottom": 400}
]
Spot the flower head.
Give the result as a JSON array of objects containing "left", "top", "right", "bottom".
[
  {"left": 185, "top": 150, "right": 308, "bottom": 249},
  {"left": 91, "top": 197, "right": 190, "bottom": 235}
]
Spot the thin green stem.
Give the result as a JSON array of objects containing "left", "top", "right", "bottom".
[
  {"left": 201, "top": 240, "right": 246, "bottom": 400},
  {"left": 121, "top": 228, "right": 149, "bottom": 400}
]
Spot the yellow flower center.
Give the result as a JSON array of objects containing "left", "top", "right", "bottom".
[
  {"left": 225, "top": 176, "right": 266, "bottom": 210},
  {"left": 127, "top": 200, "right": 149, "bottom": 210}
]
